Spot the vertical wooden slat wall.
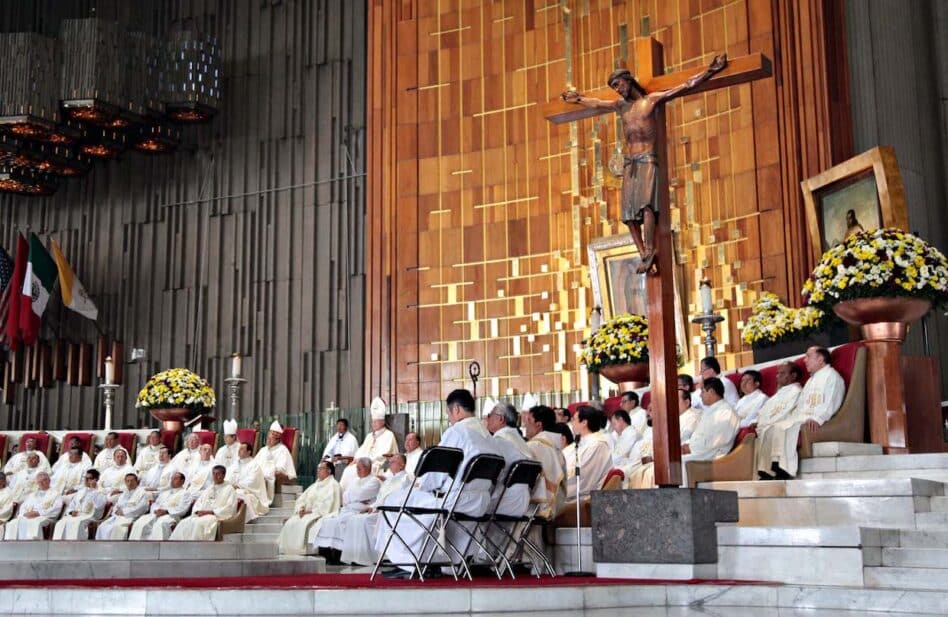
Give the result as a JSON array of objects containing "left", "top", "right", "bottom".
[{"left": 0, "top": 0, "right": 367, "bottom": 431}]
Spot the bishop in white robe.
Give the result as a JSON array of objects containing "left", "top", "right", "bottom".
[
  {"left": 53, "top": 471, "right": 107, "bottom": 540},
  {"left": 0, "top": 476, "right": 15, "bottom": 538},
  {"left": 170, "top": 466, "right": 237, "bottom": 541},
  {"left": 95, "top": 474, "right": 151, "bottom": 540},
  {"left": 4, "top": 473, "right": 62, "bottom": 540},
  {"left": 227, "top": 443, "right": 269, "bottom": 521},
  {"left": 215, "top": 436, "right": 240, "bottom": 469},
  {"left": 735, "top": 371, "right": 769, "bottom": 428},
  {"left": 756, "top": 349, "right": 844, "bottom": 478},
  {"left": 681, "top": 378, "right": 740, "bottom": 487},
  {"left": 3, "top": 438, "right": 51, "bottom": 476},
  {"left": 255, "top": 423, "right": 297, "bottom": 501},
  {"left": 171, "top": 434, "right": 202, "bottom": 473},
  {"left": 134, "top": 431, "right": 164, "bottom": 474},
  {"left": 277, "top": 462, "right": 342, "bottom": 556},
  {"left": 93, "top": 433, "right": 129, "bottom": 471},
  {"left": 129, "top": 471, "right": 195, "bottom": 540},
  {"left": 184, "top": 445, "right": 216, "bottom": 497},
  {"left": 340, "top": 414, "right": 397, "bottom": 490}
]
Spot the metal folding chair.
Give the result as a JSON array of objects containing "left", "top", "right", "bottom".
[
  {"left": 370, "top": 446, "right": 464, "bottom": 581},
  {"left": 485, "top": 459, "right": 555, "bottom": 578}
]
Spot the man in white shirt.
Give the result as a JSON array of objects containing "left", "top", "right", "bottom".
[
  {"left": 53, "top": 468, "right": 107, "bottom": 540},
  {"left": 565, "top": 405, "right": 613, "bottom": 500},
  {"left": 0, "top": 475, "right": 15, "bottom": 539},
  {"left": 51, "top": 446, "right": 89, "bottom": 494},
  {"left": 135, "top": 431, "right": 164, "bottom": 474},
  {"left": 52, "top": 437, "right": 91, "bottom": 475},
  {"left": 95, "top": 472, "right": 151, "bottom": 540},
  {"left": 93, "top": 432, "right": 128, "bottom": 471},
  {"left": 681, "top": 377, "right": 740, "bottom": 487},
  {"left": 321, "top": 418, "right": 360, "bottom": 465},
  {"left": 4, "top": 472, "right": 62, "bottom": 540},
  {"left": 4, "top": 437, "right": 51, "bottom": 476},
  {"left": 486, "top": 402, "right": 533, "bottom": 459},
  {"left": 129, "top": 471, "right": 195, "bottom": 541},
  {"left": 403, "top": 432, "right": 423, "bottom": 476},
  {"left": 691, "top": 357, "right": 740, "bottom": 410},
  {"left": 171, "top": 433, "right": 202, "bottom": 474},
  {"left": 735, "top": 370, "right": 769, "bottom": 428},
  {"left": 99, "top": 449, "right": 137, "bottom": 502},
  {"left": 619, "top": 391, "right": 648, "bottom": 437},
  {"left": 278, "top": 461, "right": 342, "bottom": 556},
  {"left": 755, "top": 362, "right": 804, "bottom": 479},
  {"left": 228, "top": 442, "right": 269, "bottom": 521},
  {"left": 141, "top": 446, "right": 175, "bottom": 493},
  {"left": 254, "top": 421, "right": 298, "bottom": 501},
  {"left": 522, "top": 405, "right": 566, "bottom": 519},
  {"left": 215, "top": 419, "right": 240, "bottom": 468},
  {"left": 756, "top": 348, "right": 844, "bottom": 479},
  {"left": 340, "top": 399, "right": 398, "bottom": 490},
  {"left": 170, "top": 466, "right": 237, "bottom": 541}
]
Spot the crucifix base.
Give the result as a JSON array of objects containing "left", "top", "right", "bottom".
[{"left": 590, "top": 488, "right": 738, "bottom": 579}]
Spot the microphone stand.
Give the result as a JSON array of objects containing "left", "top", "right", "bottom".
[{"left": 565, "top": 433, "right": 593, "bottom": 576}]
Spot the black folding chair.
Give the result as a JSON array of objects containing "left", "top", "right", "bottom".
[
  {"left": 484, "top": 459, "right": 555, "bottom": 578},
  {"left": 370, "top": 446, "right": 464, "bottom": 581}
]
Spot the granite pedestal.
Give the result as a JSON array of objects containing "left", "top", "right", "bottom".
[{"left": 591, "top": 488, "right": 738, "bottom": 579}]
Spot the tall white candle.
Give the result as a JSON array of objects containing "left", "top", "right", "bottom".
[
  {"left": 104, "top": 356, "right": 114, "bottom": 385},
  {"left": 231, "top": 353, "right": 242, "bottom": 378},
  {"left": 700, "top": 281, "right": 713, "bottom": 314}
]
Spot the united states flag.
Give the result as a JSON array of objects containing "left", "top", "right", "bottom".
[{"left": 0, "top": 247, "right": 14, "bottom": 343}]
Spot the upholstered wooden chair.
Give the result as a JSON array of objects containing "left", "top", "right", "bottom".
[
  {"left": 193, "top": 430, "right": 220, "bottom": 455},
  {"left": 0, "top": 434, "right": 8, "bottom": 468},
  {"left": 800, "top": 343, "right": 867, "bottom": 457},
  {"left": 115, "top": 432, "right": 138, "bottom": 462},
  {"left": 280, "top": 427, "right": 301, "bottom": 467},
  {"left": 60, "top": 432, "right": 95, "bottom": 460},
  {"left": 160, "top": 430, "right": 181, "bottom": 454},
  {"left": 215, "top": 499, "right": 246, "bottom": 540},
  {"left": 19, "top": 432, "right": 54, "bottom": 462},
  {"left": 686, "top": 431, "right": 758, "bottom": 488},
  {"left": 235, "top": 428, "right": 259, "bottom": 455}
]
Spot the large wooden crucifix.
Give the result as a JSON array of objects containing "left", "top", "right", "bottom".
[{"left": 546, "top": 38, "right": 771, "bottom": 486}]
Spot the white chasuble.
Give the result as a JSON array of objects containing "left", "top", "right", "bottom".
[
  {"left": 128, "top": 487, "right": 194, "bottom": 541},
  {"left": 340, "top": 429, "right": 397, "bottom": 490},
  {"left": 95, "top": 486, "right": 151, "bottom": 540},
  {"left": 5, "top": 489, "right": 62, "bottom": 540},
  {"left": 565, "top": 431, "right": 612, "bottom": 500},
  {"left": 227, "top": 458, "right": 269, "bottom": 521},
  {"left": 52, "top": 487, "right": 107, "bottom": 540},
  {"left": 681, "top": 399, "right": 740, "bottom": 487},
  {"left": 735, "top": 389, "right": 770, "bottom": 428},
  {"left": 338, "top": 471, "right": 413, "bottom": 565},
  {"left": 254, "top": 443, "right": 297, "bottom": 502},
  {"left": 277, "top": 477, "right": 342, "bottom": 555},
  {"left": 169, "top": 483, "right": 237, "bottom": 541}
]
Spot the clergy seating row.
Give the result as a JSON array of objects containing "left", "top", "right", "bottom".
[
  {"left": 18, "top": 433, "right": 54, "bottom": 462},
  {"left": 193, "top": 431, "right": 221, "bottom": 454},
  {"left": 216, "top": 499, "right": 247, "bottom": 540}
]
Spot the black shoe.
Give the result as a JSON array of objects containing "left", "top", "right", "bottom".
[
  {"left": 773, "top": 466, "right": 794, "bottom": 480},
  {"left": 757, "top": 470, "right": 775, "bottom": 480},
  {"left": 382, "top": 568, "right": 412, "bottom": 579}
]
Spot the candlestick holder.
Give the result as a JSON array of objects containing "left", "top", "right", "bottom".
[
  {"left": 224, "top": 376, "right": 247, "bottom": 421},
  {"left": 691, "top": 312, "right": 725, "bottom": 359},
  {"left": 98, "top": 383, "right": 120, "bottom": 431}
]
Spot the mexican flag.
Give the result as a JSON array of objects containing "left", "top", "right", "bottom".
[
  {"left": 49, "top": 239, "right": 98, "bottom": 320},
  {"left": 19, "top": 233, "right": 57, "bottom": 345}
]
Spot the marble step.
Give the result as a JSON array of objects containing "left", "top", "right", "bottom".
[
  {"left": 799, "top": 452, "right": 948, "bottom": 483},
  {"left": 0, "top": 556, "right": 324, "bottom": 580},
  {"left": 864, "top": 566, "right": 948, "bottom": 590},
  {"left": 223, "top": 532, "right": 279, "bottom": 544},
  {"left": 891, "top": 529, "right": 948, "bottom": 549},
  {"left": 930, "top": 496, "right": 948, "bottom": 513},
  {"left": 882, "top": 547, "right": 948, "bottom": 568},
  {"left": 271, "top": 494, "right": 297, "bottom": 508},
  {"left": 915, "top": 512, "right": 948, "bottom": 528},
  {"left": 811, "top": 442, "right": 883, "bottom": 457},
  {"left": 244, "top": 523, "right": 284, "bottom": 534},
  {"left": 0, "top": 541, "right": 278, "bottom": 561},
  {"left": 277, "top": 483, "right": 302, "bottom": 494},
  {"left": 266, "top": 507, "right": 295, "bottom": 517}
]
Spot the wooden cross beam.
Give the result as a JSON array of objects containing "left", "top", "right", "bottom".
[{"left": 551, "top": 38, "right": 772, "bottom": 486}]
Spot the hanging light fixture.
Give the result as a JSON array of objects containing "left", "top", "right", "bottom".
[
  {"left": 0, "top": 135, "right": 91, "bottom": 177},
  {"left": 163, "top": 31, "right": 221, "bottom": 123},
  {"left": 0, "top": 33, "right": 65, "bottom": 143},
  {"left": 0, "top": 165, "right": 57, "bottom": 196},
  {"left": 132, "top": 123, "right": 180, "bottom": 153},
  {"left": 79, "top": 128, "right": 127, "bottom": 159}
]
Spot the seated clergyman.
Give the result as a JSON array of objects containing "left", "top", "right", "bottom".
[
  {"left": 227, "top": 442, "right": 269, "bottom": 522},
  {"left": 52, "top": 446, "right": 89, "bottom": 494},
  {"left": 141, "top": 446, "right": 176, "bottom": 494},
  {"left": 9, "top": 453, "right": 43, "bottom": 503},
  {"left": 51, "top": 437, "right": 92, "bottom": 475},
  {"left": 135, "top": 431, "right": 164, "bottom": 474},
  {"left": 93, "top": 432, "right": 128, "bottom": 471},
  {"left": 185, "top": 444, "right": 216, "bottom": 496},
  {"left": 680, "top": 377, "right": 740, "bottom": 487},
  {"left": 753, "top": 362, "right": 803, "bottom": 480},
  {"left": 310, "top": 457, "right": 380, "bottom": 555},
  {"left": 4, "top": 472, "right": 63, "bottom": 540},
  {"left": 756, "top": 348, "right": 844, "bottom": 479},
  {"left": 4, "top": 438, "right": 51, "bottom": 477},
  {"left": 565, "top": 406, "right": 612, "bottom": 500},
  {"left": 277, "top": 460, "right": 342, "bottom": 556},
  {"left": 734, "top": 370, "right": 769, "bottom": 428},
  {"left": 0, "top": 474, "right": 17, "bottom": 538},
  {"left": 170, "top": 465, "right": 237, "bottom": 541},
  {"left": 254, "top": 422, "right": 298, "bottom": 501},
  {"left": 53, "top": 469, "right": 107, "bottom": 540},
  {"left": 99, "top": 449, "right": 136, "bottom": 503},
  {"left": 129, "top": 471, "right": 195, "bottom": 541},
  {"left": 95, "top": 472, "right": 151, "bottom": 540}
]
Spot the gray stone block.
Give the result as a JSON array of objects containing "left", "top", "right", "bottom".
[{"left": 590, "top": 488, "right": 738, "bottom": 564}]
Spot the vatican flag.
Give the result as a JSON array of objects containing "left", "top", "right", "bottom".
[{"left": 49, "top": 239, "right": 98, "bottom": 321}]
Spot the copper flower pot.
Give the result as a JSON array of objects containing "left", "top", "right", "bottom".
[
  {"left": 149, "top": 407, "right": 195, "bottom": 434},
  {"left": 598, "top": 362, "right": 649, "bottom": 385},
  {"left": 832, "top": 296, "right": 932, "bottom": 454}
]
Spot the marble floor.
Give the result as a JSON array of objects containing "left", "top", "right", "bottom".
[{"left": 18, "top": 610, "right": 948, "bottom": 617}]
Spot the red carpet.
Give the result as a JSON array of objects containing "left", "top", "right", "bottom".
[{"left": 0, "top": 573, "right": 775, "bottom": 590}]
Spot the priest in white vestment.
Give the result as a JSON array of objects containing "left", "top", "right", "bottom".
[
  {"left": 53, "top": 469, "right": 107, "bottom": 540},
  {"left": 486, "top": 403, "right": 533, "bottom": 459},
  {"left": 141, "top": 447, "right": 175, "bottom": 493},
  {"left": 609, "top": 409, "right": 642, "bottom": 467},
  {"left": 129, "top": 471, "right": 195, "bottom": 541},
  {"left": 255, "top": 421, "right": 298, "bottom": 501},
  {"left": 170, "top": 433, "right": 202, "bottom": 474},
  {"left": 227, "top": 442, "right": 269, "bottom": 521},
  {"left": 340, "top": 399, "right": 397, "bottom": 490},
  {"left": 95, "top": 472, "right": 151, "bottom": 540},
  {"left": 337, "top": 454, "right": 414, "bottom": 565},
  {"left": 376, "top": 389, "right": 503, "bottom": 576},
  {"left": 215, "top": 419, "right": 240, "bottom": 468},
  {"left": 321, "top": 418, "right": 360, "bottom": 464},
  {"left": 403, "top": 432, "right": 423, "bottom": 476},
  {"left": 754, "top": 362, "right": 804, "bottom": 479},
  {"left": 0, "top": 475, "right": 15, "bottom": 538},
  {"left": 93, "top": 432, "right": 128, "bottom": 471},
  {"left": 170, "top": 466, "right": 237, "bottom": 541},
  {"left": 485, "top": 404, "right": 535, "bottom": 518},
  {"left": 312, "top": 458, "right": 381, "bottom": 552},
  {"left": 51, "top": 447, "right": 90, "bottom": 494},
  {"left": 134, "top": 431, "right": 164, "bottom": 474},
  {"left": 9, "top": 453, "right": 44, "bottom": 503},
  {"left": 51, "top": 437, "right": 92, "bottom": 475},
  {"left": 99, "top": 449, "right": 136, "bottom": 503},
  {"left": 681, "top": 378, "right": 740, "bottom": 487},
  {"left": 185, "top": 445, "right": 216, "bottom": 497},
  {"left": 565, "top": 406, "right": 613, "bottom": 500},
  {"left": 735, "top": 370, "right": 769, "bottom": 428},
  {"left": 678, "top": 390, "right": 701, "bottom": 443},
  {"left": 4, "top": 472, "right": 62, "bottom": 540},
  {"left": 277, "top": 460, "right": 342, "bottom": 555},
  {"left": 691, "top": 357, "right": 740, "bottom": 410},
  {"left": 756, "top": 348, "right": 844, "bottom": 478},
  {"left": 619, "top": 391, "right": 648, "bottom": 438},
  {"left": 523, "top": 406, "right": 566, "bottom": 519},
  {"left": 4, "top": 438, "right": 51, "bottom": 476}
]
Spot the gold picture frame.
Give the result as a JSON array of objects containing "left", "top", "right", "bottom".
[
  {"left": 586, "top": 233, "right": 690, "bottom": 364},
  {"left": 801, "top": 145, "right": 910, "bottom": 262}
]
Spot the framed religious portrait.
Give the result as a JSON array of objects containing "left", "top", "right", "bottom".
[
  {"left": 586, "top": 233, "right": 689, "bottom": 363},
  {"left": 801, "top": 145, "right": 909, "bottom": 261}
]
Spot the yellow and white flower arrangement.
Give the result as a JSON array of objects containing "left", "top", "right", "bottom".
[
  {"left": 741, "top": 292, "right": 825, "bottom": 347},
  {"left": 579, "top": 313, "right": 650, "bottom": 373},
  {"left": 135, "top": 368, "right": 217, "bottom": 410},
  {"left": 803, "top": 228, "right": 948, "bottom": 312}
]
